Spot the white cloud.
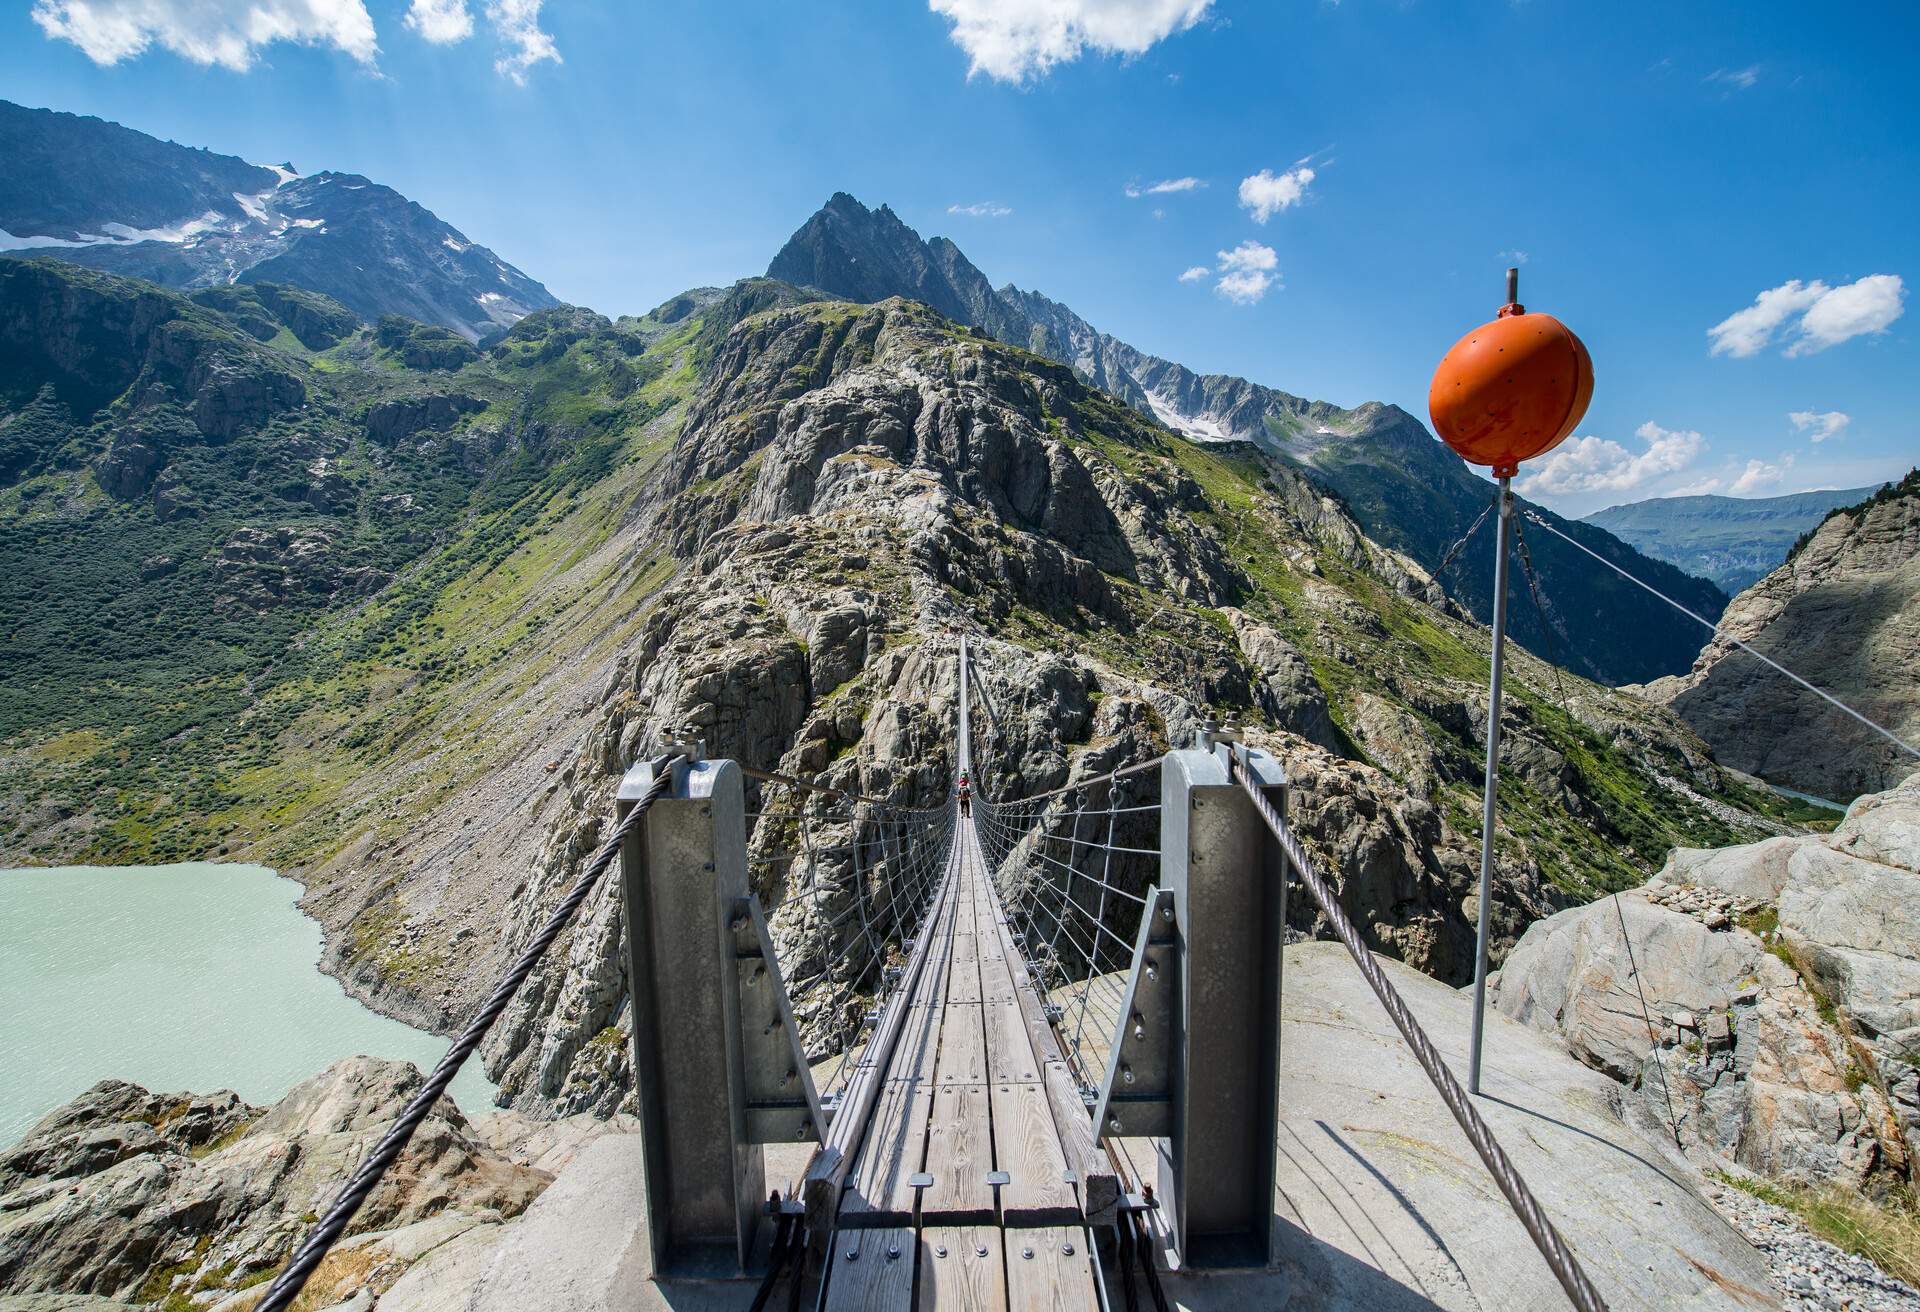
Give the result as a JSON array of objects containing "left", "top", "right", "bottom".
[
  {"left": 1212, "top": 240, "right": 1278, "bottom": 304},
  {"left": 1217, "top": 240, "right": 1277, "bottom": 274},
  {"left": 1789, "top": 410, "right": 1850, "bottom": 442},
  {"left": 488, "top": 0, "right": 557, "bottom": 82},
  {"left": 1708, "top": 275, "right": 1905, "bottom": 358},
  {"left": 406, "top": 0, "right": 472, "bottom": 42},
  {"left": 1792, "top": 275, "right": 1905, "bottom": 355},
  {"left": 1237, "top": 166, "right": 1315, "bottom": 222},
  {"left": 948, "top": 202, "right": 1013, "bottom": 218},
  {"left": 1706, "top": 64, "right": 1761, "bottom": 90},
  {"left": 1125, "top": 176, "right": 1204, "bottom": 198},
  {"left": 1516, "top": 420, "right": 1705, "bottom": 497},
  {"left": 1216, "top": 269, "right": 1273, "bottom": 304},
  {"left": 1730, "top": 454, "right": 1795, "bottom": 495},
  {"left": 928, "top": 0, "right": 1212, "bottom": 83},
  {"left": 1177, "top": 265, "right": 1208, "bottom": 283},
  {"left": 31, "top": 0, "right": 377, "bottom": 68},
  {"left": 1501, "top": 249, "right": 1530, "bottom": 266}
]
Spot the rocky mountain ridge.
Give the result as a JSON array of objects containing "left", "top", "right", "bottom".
[
  {"left": 767, "top": 192, "right": 1730, "bottom": 686},
  {"left": 1587, "top": 485, "right": 1880, "bottom": 594},
  {"left": 389, "top": 291, "right": 1797, "bottom": 1116},
  {"left": 1, "top": 257, "right": 1804, "bottom": 1124},
  {"left": 0, "top": 100, "right": 555, "bottom": 341},
  {"left": 1642, "top": 469, "right": 1920, "bottom": 800}
]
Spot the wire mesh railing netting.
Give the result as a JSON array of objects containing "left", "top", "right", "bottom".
[
  {"left": 974, "top": 758, "right": 1165, "bottom": 1093},
  {"left": 742, "top": 771, "right": 957, "bottom": 1106}
]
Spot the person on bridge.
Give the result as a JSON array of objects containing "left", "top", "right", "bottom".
[{"left": 957, "top": 771, "right": 971, "bottom": 817}]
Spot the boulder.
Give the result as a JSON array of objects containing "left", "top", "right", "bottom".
[
  {"left": 1494, "top": 765, "right": 1920, "bottom": 1190},
  {"left": 0, "top": 1058, "right": 602, "bottom": 1308}
]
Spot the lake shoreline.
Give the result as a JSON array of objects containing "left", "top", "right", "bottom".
[{"left": 0, "top": 860, "right": 499, "bottom": 1147}]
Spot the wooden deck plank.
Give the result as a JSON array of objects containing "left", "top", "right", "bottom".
[
  {"left": 982, "top": 998, "right": 1040, "bottom": 1084},
  {"left": 933, "top": 1001, "right": 987, "bottom": 1086},
  {"left": 840, "top": 1079, "right": 935, "bottom": 1224},
  {"left": 825, "top": 1225, "right": 918, "bottom": 1311},
  {"left": 1003, "top": 1227, "right": 1099, "bottom": 1312},
  {"left": 921, "top": 1083, "right": 994, "bottom": 1222},
  {"left": 988, "top": 1081, "right": 1079, "bottom": 1225},
  {"left": 916, "top": 1227, "right": 1007, "bottom": 1312}
]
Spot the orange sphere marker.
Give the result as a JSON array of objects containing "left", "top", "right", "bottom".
[
  {"left": 1436, "top": 267, "right": 1594, "bottom": 1100},
  {"left": 1428, "top": 277, "right": 1594, "bottom": 477}
]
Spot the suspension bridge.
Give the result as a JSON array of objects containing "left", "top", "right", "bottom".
[{"left": 253, "top": 635, "right": 1791, "bottom": 1312}]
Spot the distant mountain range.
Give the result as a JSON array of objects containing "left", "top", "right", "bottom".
[
  {"left": 770, "top": 193, "right": 1728, "bottom": 684},
  {"left": 0, "top": 100, "right": 555, "bottom": 341},
  {"left": 1585, "top": 486, "right": 1881, "bottom": 594}
]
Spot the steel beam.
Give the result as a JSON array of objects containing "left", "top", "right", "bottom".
[
  {"left": 1120, "top": 736, "right": 1288, "bottom": 1271},
  {"left": 618, "top": 754, "right": 815, "bottom": 1279}
]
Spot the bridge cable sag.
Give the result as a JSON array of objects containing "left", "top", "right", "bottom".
[
  {"left": 1226, "top": 750, "right": 1609, "bottom": 1312},
  {"left": 254, "top": 749, "right": 689, "bottom": 1312}
]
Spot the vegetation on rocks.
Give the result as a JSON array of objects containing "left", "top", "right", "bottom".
[{"left": 0, "top": 254, "right": 1816, "bottom": 1116}]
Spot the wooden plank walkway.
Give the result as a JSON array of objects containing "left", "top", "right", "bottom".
[{"left": 821, "top": 822, "right": 1101, "bottom": 1311}]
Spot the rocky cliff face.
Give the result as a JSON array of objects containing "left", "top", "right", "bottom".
[
  {"left": 0, "top": 1058, "right": 629, "bottom": 1310},
  {"left": 765, "top": 193, "right": 1729, "bottom": 685},
  {"left": 406, "top": 294, "right": 1792, "bottom": 1115},
  {"left": 1494, "top": 765, "right": 1920, "bottom": 1195},
  {"left": 0, "top": 100, "right": 556, "bottom": 341},
  {"left": 3, "top": 258, "right": 1799, "bottom": 1125},
  {"left": 1642, "top": 469, "right": 1920, "bottom": 800}
]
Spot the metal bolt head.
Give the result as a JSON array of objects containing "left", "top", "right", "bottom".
[
  {"left": 1108, "top": 1115, "right": 1122, "bottom": 1132},
  {"left": 935, "top": 1244, "right": 947, "bottom": 1258},
  {"left": 887, "top": 1245, "right": 900, "bottom": 1260},
  {"left": 975, "top": 1243, "right": 988, "bottom": 1257},
  {"left": 1062, "top": 1241, "right": 1075, "bottom": 1256},
  {"left": 845, "top": 1249, "right": 858, "bottom": 1261},
  {"left": 1122, "top": 1065, "right": 1135, "bottom": 1085},
  {"left": 1022, "top": 1246, "right": 1034, "bottom": 1260}
]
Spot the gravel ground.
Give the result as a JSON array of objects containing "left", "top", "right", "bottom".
[{"left": 1705, "top": 1178, "right": 1920, "bottom": 1312}]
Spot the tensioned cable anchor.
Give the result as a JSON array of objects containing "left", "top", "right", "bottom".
[{"left": 1229, "top": 754, "right": 1607, "bottom": 1312}]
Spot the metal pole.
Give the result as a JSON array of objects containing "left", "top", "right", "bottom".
[{"left": 1469, "top": 477, "right": 1513, "bottom": 1096}]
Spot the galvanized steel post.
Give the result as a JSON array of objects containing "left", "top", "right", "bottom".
[
  {"left": 1100, "top": 731, "right": 1288, "bottom": 1270},
  {"left": 617, "top": 751, "right": 820, "bottom": 1279}
]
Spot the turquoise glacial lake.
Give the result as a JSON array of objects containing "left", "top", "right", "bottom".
[{"left": 1, "top": 862, "right": 499, "bottom": 1146}]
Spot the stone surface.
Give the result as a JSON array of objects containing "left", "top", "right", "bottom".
[{"left": 1190, "top": 942, "right": 1781, "bottom": 1311}]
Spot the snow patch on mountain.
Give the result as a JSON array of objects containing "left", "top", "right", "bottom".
[{"left": 1143, "top": 385, "right": 1235, "bottom": 443}]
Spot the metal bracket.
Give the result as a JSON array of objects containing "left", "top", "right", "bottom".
[
  {"left": 1092, "top": 887, "right": 1177, "bottom": 1139},
  {"left": 729, "top": 896, "right": 825, "bottom": 1144}
]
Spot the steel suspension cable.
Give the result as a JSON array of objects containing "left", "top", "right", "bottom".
[
  {"left": 1228, "top": 753, "right": 1606, "bottom": 1312},
  {"left": 1522, "top": 509, "right": 1917, "bottom": 760},
  {"left": 254, "top": 751, "right": 687, "bottom": 1312}
]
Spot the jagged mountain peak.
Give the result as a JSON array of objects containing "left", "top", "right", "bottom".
[
  {"left": 762, "top": 195, "right": 1728, "bottom": 685},
  {"left": 0, "top": 99, "right": 556, "bottom": 342}
]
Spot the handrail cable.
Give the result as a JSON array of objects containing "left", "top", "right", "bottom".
[
  {"left": 1522, "top": 509, "right": 1917, "bottom": 759},
  {"left": 255, "top": 750, "right": 688, "bottom": 1312},
  {"left": 1228, "top": 751, "right": 1607, "bottom": 1312}
]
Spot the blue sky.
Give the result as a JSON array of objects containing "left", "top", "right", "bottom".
[{"left": 3, "top": 0, "right": 1914, "bottom": 517}]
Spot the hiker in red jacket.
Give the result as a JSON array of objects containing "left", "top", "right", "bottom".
[{"left": 957, "top": 772, "right": 972, "bottom": 817}]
